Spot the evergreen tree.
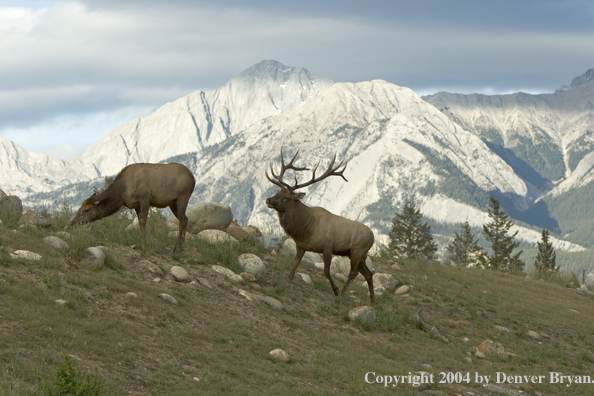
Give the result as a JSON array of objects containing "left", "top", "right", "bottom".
[
  {"left": 445, "top": 221, "right": 488, "bottom": 267},
  {"left": 389, "top": 200, "right": 437, "bottom": 261},
  {"left": 482, "top": 196, "right": 524, "bottom": 272},
  {"left": 534, "top": 229, "right": 558, "bottom": 275}
]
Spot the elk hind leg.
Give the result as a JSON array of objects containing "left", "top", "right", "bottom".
[
  {"left": 340, "top": 251, "right": 363, "bottom": 296},
  {"left": 359, "top": 255, "right": 375, "bottom": 304},
  {"left": 288, "top": 245, "right": 305, "bottom": 280},
  {"left": 135, "top": 202, "right": 150, "bottom": 249},
  {"left": 169, "top": 198, "right": 189, "bottom": 253},
  {"left": 323, "top": 250, "right": 340, "bottom": 296}
]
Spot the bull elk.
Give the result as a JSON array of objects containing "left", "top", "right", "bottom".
[
  {"left": 265, "top": 149, "right": 376, "bottom": 303},
  {"left": 71, "top": 163, "right": 195, "bottom": 253}
]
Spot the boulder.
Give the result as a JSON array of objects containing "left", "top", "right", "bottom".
[
  {"left": 348, "top": 305, "right": 376, "bottom": 329},
  {"left": 238, "top": 253, "right": 266, "bottom": 277},
  {"left": 140, "top": 260, "right": 164, "bottom": 276},
  {"left": 0, "top": 191, "right": 22, "bottom": 221},
  {"left": 212, "top": 265, "right": 243, "bottom": 283},
  {"left": 18, "top": 210, "right": 51, "bottom": 227},
  {"left": 9, "top": 250, "right": 42, "bottom": 261},
  {"left": 259, "top": 235, "right": 283, "bottom": 251},
  {"left": 42, "top": 236, "right": 70, "bottom": 250},
  {"left": 242, "top": 225, "right": 262, "bottom": 238},
  {"left": 85, "top": 247, "right": 105, "bottom": 266},
  {"left": 475, "top": 339, "right": 509, "bottom": 358},
  {"left": 197, "top": 229, "right": 238, "bottom": 243},
  {"left": 269, "top": 349, "right": 290, "bottom": 363},
  {"left": 170, "top": 266, "right": 192, "bottom": 283},
  {"left": 372, "top": 273, "right": 399, "bottom": 294},
  {"left": 173, "top": 203, "right": 233, "bottom": 234}
]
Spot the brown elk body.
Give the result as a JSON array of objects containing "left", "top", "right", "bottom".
[
  {"left": 71, "top": 163, "right": 195, "bottom": 253},
  {"left": 265, "top": 149, "right": 375, "bottom": 303}
]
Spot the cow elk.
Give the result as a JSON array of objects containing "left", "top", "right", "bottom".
[
  {"left": 265, "top": 149, "right": 376, "bottom": 303},
  {"left": 71, "top": 163, "right": 195, "bottom": 253}
]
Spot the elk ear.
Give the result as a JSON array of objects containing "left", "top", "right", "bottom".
[{"left": 294, "top": 192, "right": 306, "bottom": 200}]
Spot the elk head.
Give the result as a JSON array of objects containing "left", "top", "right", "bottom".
[
  {"left": 265, "top": 148, "right": 348, "bottom": 212},
  {"left": 70, "top": 193, "right": 103, "bottom": 225}
]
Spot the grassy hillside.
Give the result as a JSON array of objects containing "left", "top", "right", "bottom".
[{"left": 1, "top": 209, "right": 593, "bottom": 395}]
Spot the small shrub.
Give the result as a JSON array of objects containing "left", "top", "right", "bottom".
[
  {"left": 41, "top": 354, "right": 104, "bottom": 396},
  {"left": 0, "top": 200, "right": 22, "bottom": 228},
  {"left": 0, "top": 247, "right": 12, "bottom": 267}
]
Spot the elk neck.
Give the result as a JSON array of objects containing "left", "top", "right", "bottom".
[
  {"left": 278, "top": 200, "right": 316, "bottom": 242},
  {"left": 94, "top": 180, "right": 126, "bottom": 218}
]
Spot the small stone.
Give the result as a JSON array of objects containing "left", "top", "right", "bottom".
[
  {"left": 197, "top": 230, "right": 238, "bottom": 243},
  {"left": 170, "top": 266, "right": 192, "bottom": 283},
  {"left": 212, "top": 265, "right": 243, "bottom": 283},
  {"left": 55, "top": 299, "right": 67, "bottom": 305},
  {"left": 126, "top": 292, "right": 138, "bottom": 298},
  {"left": 241, "top": 272, "right": 257, "bottom": 282},
  {"left": 298, "top": 272, "right": 314, "bottom": 286},
  {"left": 42, "top": 236, "right": 70, "bottom": 250},
  {"left": 238, "top": 289, "right": 258, "bottom": 303},
  {"left": 462, "top": 337, "right": 469, "bottom": 342},
  {"left": 476, "top": 339, "right": 508, "bottom": 358},
  {"left": 84, "top": 247, "right": 105, "bottom": 266},
  {"left": 391, "top": 263, "right": 401, "bottom": 270},
  {"left": 494, "top": 325, "right": 510, "bottom": 333},
  {"left": 159, "top": 293, "right": 178, "bottom": 304},
  {"left": 9, "top": 250, "right": 42, "bottom": 261},
  {"left": 372, "top": 272, "right": 399, "bottom": 294},
  {"left": 394, "top": 285, "right": 411, "bottom": 295},
  {"left": 140, "top": 260, "right": 164, "bottom": 276},
  {"left": 255, "top": 295, "right": 284, "bottom": 309},
  {"left": 348, "top": 305, "right": 376, "bottom": 329},
  {"left": 195, "top": 277, "right": 213, "bottom": 289},
  {"left": 238, "top": 253, "right": 266, "bottom": 277},
  {"left": 334, "top": 273, "right": 348, "bottom": 282},
  {"left": 192, "top": 377, "right": 200, "bottom": 383},
  {"left": 259, "top": 235, "right": 282, "bottom": 251},
  {"left": 269, "top": 348, "right": 290, "bottom": 363},
  {"left": 464, "top": 357, "right": 473, "bottom": 363},
  {"left": 526, "top": 330, "right": 541, "bottom": 340},
  {"left": 153, "top": 278, "right": 161, "bottom": 283}
]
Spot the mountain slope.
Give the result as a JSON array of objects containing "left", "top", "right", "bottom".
[{"left": 173, "top": 80, "right": 582, "bottom": 252}]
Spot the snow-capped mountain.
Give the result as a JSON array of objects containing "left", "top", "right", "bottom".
[
  {"left": 2, "top": 61, "right": 592, "bottom": 254},
  {"left": 0, "top": 60, "right": 334, "bottom": 196}
]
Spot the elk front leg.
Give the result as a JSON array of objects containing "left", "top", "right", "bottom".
[
  {"left": 288, "top": 245, "right": 306, "bottom": 280},
  {"left": 323, "top": 250, "right": 340, "bottom": 296}
]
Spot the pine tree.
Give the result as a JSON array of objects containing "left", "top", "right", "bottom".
[
  {"left": 445, "top": 221, "right": 488, "bottom": 267},
  {"left": 534, "top": 229, "right": 558, "bottom": 276},
  {"left": 482, "top": 196, "right": 524, "bottom": 272},
  {"left": 389, "top": 200, "right": 437, "bottom": 261}
]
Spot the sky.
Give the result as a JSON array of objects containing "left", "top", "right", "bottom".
[{"left": 1, "top": 0, "right": 593, "bottom": 160}]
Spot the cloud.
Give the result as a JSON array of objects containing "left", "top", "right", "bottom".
[{"left": 0, "top": 0, "right": 593, "bottom": 155}]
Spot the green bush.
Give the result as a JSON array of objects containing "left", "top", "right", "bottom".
[{"left": 41, "top": 354, "right": 104, "bottom": 396}]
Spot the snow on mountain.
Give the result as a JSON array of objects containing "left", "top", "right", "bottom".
[
  {"left": 178, "top": 79, "right": 584, "bottom": 252},
  {"left": 73, "top": 60, "right": 334, "bottom": 177},
  {"left": 423, "top": 70, "right": 594, "bottom": 188}
]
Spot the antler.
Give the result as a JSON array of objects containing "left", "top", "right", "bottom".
[{"left": 265, "top": 148, "right": 348, "bottom": 192}]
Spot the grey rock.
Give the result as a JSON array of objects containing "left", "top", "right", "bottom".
[
  {"left": 238, "top": 253, "right": 266, "bottom": 277},
  {"left": 85, "top": 247, "right": 105, "bottom": 266},
  {"left": 258, "top": 235, "right": 282, "bottom": 251},
  {"left": 494, "top": 325, "right": 510, "bottom": 333},
  {"left": 42, "top": 236, "right": 70, "bottom": 250},
  {"left": 348, "top": 305, "right": 376, "bottom": 329},
  {"left": 269, "top": 348, "right": 290, "bottom": 363},
  {"left": 238, "top": 289, "right": 258, "bottom": 303},
  {"left": 140, "top": 260, "right": 164, "bottom": 276},
  {"left": 211, "top": 265, "right": 243, "bottom": 283},
  {"left": 394, "top": 285, "right": 411, "bottom": 295},
  {"left": 170, "top": 266, "right": 192, "bottom": 283},
  {"left": 159, "top": 293, "right": 178, "bottom": 304},
  {"left": 255, "top": 294, "right": 284, "bottom": 309},
  {"left": 195, "top": 277, "right": 213, "bottom": 289},
  {"left": 197, "top": 229, "right": 238, "bottom": 243},
  {"left": 173, "top": 202, "right": 233, "bottom": 234},
  {"left": 297, "top": 272, "right": 314, "bottom": 286},
  {"left": 10, "top": 250, "right": 42, "bottom": 261}
]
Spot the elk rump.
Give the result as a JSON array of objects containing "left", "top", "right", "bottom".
[{"left": 71, "top": 163, "right": 195, "bottom": 253}]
